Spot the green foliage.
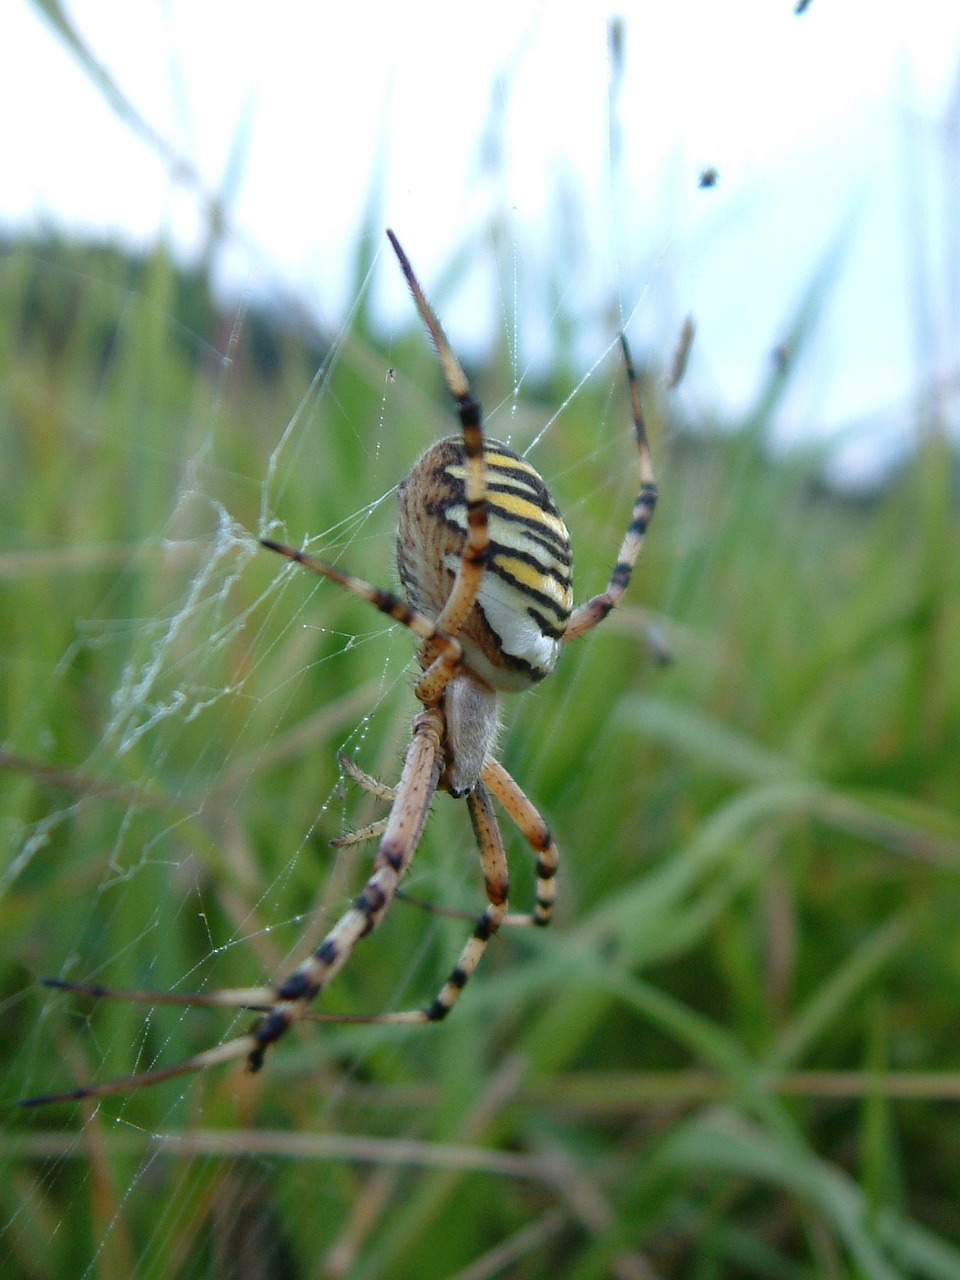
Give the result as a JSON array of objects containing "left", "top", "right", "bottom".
[{"left": 1, "top": 226, "right": 959, "bottom": 1280}]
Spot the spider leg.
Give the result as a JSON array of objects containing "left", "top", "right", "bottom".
[
  {"left": 244, "top": 708, "right": 444, "bottom": 1068},
  {"left": 264, "top": 233, "right": 491, "bottom": 709},
  {"left": 38, "top": 977, "right": 275, "bottom": 1010},
  {"left": 386, "top": 230, "right": 489, "bottom": 645},
  {"left": 392, "top": 891, "right": 479, "bottom": 922},
  {"left": 260, "top": 539, "right": 464, "bottom": 699},
  {"left": 338, "top": 752, "right": 397, "bottom": 802},
  {"left": 420, "top": 778, "right": 508, "bottom": 1019},
  {"left": 22, "top": 709, "right": 445, "bottom": 1105},
  {"left": 330, "top": 755, "right": 395, "bottom": 846},
  {"left": 564, "top": 333, "right": 658, "bottom": 641},
  {"left": 393, "top": 889, "right": 532, "bottom": 928},
  {"left": 260, "top": 540, "right": 455, "bottom": 653},
  {"left": 260, "top": 538, "right": 466, "bottom": 707},
  {"left": 367, "top": 759, "right": 559, "bottom": 932},
  {"left": 330, "top": 818, "right": 390, "bottom": 848},
  {"left": 319, "top": 777, "right": 509, "bottom": 1025},
  {"left": 482, "top": 757, "right": 558, "bottom": 927},
  {"left": 20, "top": 1034, "right": 263, "bottom": 1106},
  {"left": 335, "top": 754, "right": 529, "bottom": 933}
]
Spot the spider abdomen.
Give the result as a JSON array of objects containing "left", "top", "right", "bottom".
[{"left": 397, "top": 437, "right": 573, "bottom": 692}]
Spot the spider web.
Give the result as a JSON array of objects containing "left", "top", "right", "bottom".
[{"left": 0, "top": 8, "right": 708, "bottom": 1279}]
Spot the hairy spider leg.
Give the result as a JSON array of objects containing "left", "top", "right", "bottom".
[{"left": 564, "top": 333, "right": 658, "bottom": 640}]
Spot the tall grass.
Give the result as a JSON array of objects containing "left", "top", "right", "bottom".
[{"left": 1, "top": 225, "right": 959, "bottom": 1280}]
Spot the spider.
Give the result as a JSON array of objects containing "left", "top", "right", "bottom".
[{"left": 22, "top": 229, "right": 657, "bottom": 1107}]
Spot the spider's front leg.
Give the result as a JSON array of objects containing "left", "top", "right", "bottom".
[
  {"left": 245, "top": 706, "right": 445, "bottom": 1069},
  {"left": 254, "top": 714, "right": 512, "bottom": 1042},
  {"left": 19, "top": 710, "right": 448, "bottom": 1107}
]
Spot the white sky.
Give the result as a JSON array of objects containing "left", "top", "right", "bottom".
[{"left": 5, "top": 0, "right": 960, "bottom": 481}]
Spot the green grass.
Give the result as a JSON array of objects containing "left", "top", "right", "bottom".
[{"left": 1, "top": 227, "right": 960, "bottom": 1280}]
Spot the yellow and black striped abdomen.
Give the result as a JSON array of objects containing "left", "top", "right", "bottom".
[{"left": 397, "top": 437, "right": 573, "bottom": 691}]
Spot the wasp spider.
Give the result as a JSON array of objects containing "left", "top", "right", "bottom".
[{"left": 23, "top": 230, "right": 658, "bottom": 1107}]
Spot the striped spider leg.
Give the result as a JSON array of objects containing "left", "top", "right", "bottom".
[{"left": 22, "top": 230, "right": 657, "bottom": 1108}]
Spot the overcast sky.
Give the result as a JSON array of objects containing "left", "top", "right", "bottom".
[{"left": 5, "top": 1, "right": 960, "bottom": 481}]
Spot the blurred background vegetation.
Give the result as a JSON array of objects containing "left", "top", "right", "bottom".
[
  {"left": 2, "top": 14, "right": 960, "bottom": 1276},
  {"left": 1, "top": 206, "right": 959, "bottom": 1280}
]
